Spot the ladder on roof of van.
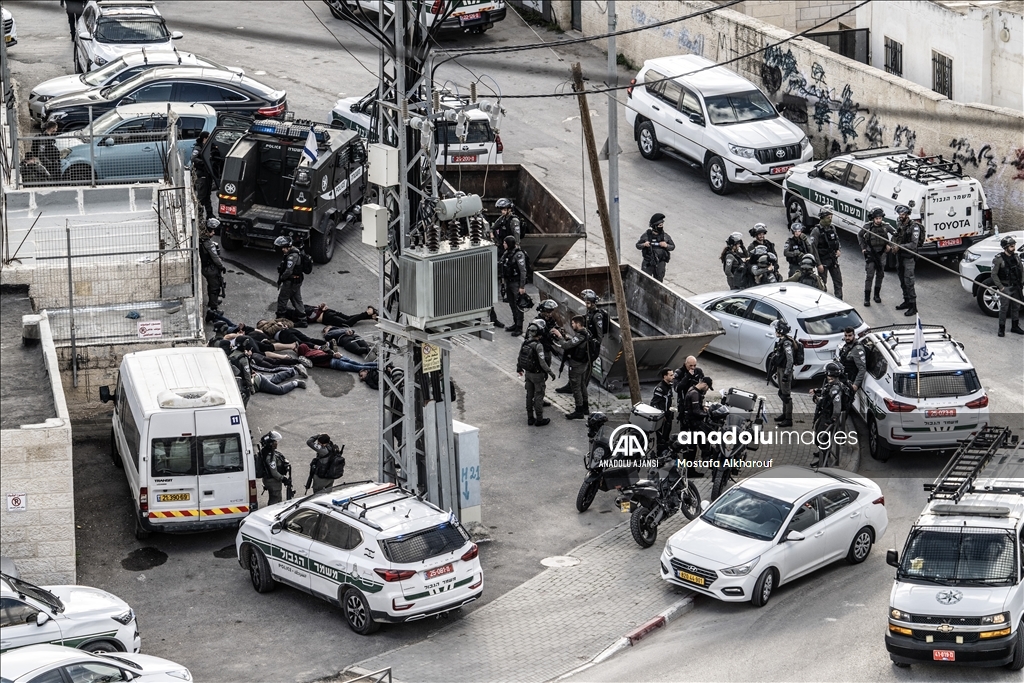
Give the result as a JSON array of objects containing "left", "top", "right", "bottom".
[{"left": 924, "top": 426, "right": 1017, "bottom": 503}]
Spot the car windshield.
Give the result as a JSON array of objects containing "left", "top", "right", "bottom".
[
  {"left": 799, "top": 309, "right": 864, "bottom": 335},
  {"left": 704, "top": 90, "right": 778, "bottom": 125},
  {"left": 4, "top": 575, "right": 65, "bottom": 612},
  {"left": 893, "top": 370, "right": 982, "bottom": 399},
  {"left": 436, "top": 120, "right": 492, "bottom": 145},
  {"left": 898, "top": 527, "right": 1016, "bottom": 586},
  {"left": 379, "top": 521, "right": 469, "bottom": 564},
  {"left": 94, "top": 18, "right": 169, "bottom": 44},
  {"left": 701, "top": 487, "right": 793, "bottom": 541},
  {"left": 82, "top": 56, "right": 129, "bottom": 86}
]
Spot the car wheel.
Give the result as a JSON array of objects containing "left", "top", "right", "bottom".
[
  {"left": 219, "top": 233, "right": 242, "bottom": 251},
  {"left": 247, "top": 545, "right": 276, "bottom": 593},
  {"left": 751, "top": 567, "right": 776, "bottom": 607},
  {"left": 785, "top": 194, "right": 806, "bottom": 227},
  {"left": 868, "top": 417, "right": 891, "bottom": 462},
  {"left": 326, "top": 0, "right": 346, "bottom": 20},
  {"left": 63, "top": 164, "right": 92, "bottom": 185},
  {"left": 575, "top": 479, "right": 599, "bottom": 512},
  {"left": 977, "top": 278, "right": 1000, "bottom": 317},
  {"left": 310, "top": 219, "right": 336, "bottom": 264},
  {"left": 342, "top": 588, "right": 380, "bottom": 635},
  {"left": 706, "top": 155, "right": 732, "bottom": 195},
  {"left": 134, "top": 515, "right": 150, "bottom": 541},
  {"left": 110, "top": 428, "right": 123, "bottom": 469},
  {"left": 890, "top": 659, "right": 911, "bottom": 668},
  {"left": 81, "top": 640, "right": 120, "bottom": 654},
  {"left": 629, "top": 507, "right": 658, "bottom": 548},
  {"left": 1008, "top": 620, "right": 1024, "bottom": 671},
  {"left": 846, "top": 526, "right": 874, "bottom": 564},
  {"left": 636, "top": 121, "right": 661, "bottom": 160}
]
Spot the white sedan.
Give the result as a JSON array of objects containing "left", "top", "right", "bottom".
[
  {"left": 0, "top": 644, "right": 191, "bottom": 682},
  {"left": 660, "top": 466, "right": 888, "bottom": 606},
  {"left": 686, "top": 283, "right": 869, "bottom": 381}
]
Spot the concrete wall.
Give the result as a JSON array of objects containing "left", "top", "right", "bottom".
[
  {"left": 727, "top": 1, "right": 859, "bottom": 33},
  {"left": 0, "top": 313, "right": 76, "bottom": 585},
  {"left": 572, "top": 0, "right": 1024, "bottom": 228}
]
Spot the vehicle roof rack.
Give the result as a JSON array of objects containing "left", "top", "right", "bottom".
[
  {"left": 249, "top": 119, "right": 333, "bottom": 143},
  {"left": 850, "top": 146, "right": 910, "bottom": 160},
  {"left": 924, "top": 427, "right": 1021, "bottom": 502},
  {"left": 891, "top": 154, "right": 964, "bottom": 183}
]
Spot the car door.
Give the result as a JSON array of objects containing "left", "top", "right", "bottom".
[
  {"left": 777, "top": 495, "right": 828, "bottom": 581},
  {"left": 308, "top": 514, "right": 363, "bottom": 601},
  {"left": 671, "top": 85, "right": 706, "bottom": 162},
  {"left": 271, "top": 509, "right": 319, "bottom": 592},
  {"left": 76, "top": 7, "right": 98, "bottom": 70},
  {"left": 105, "top": 115, "right": 166, "bottom": 180},
  {"left": 705, "top": 295, "right": 753, "bottom": 360},
  {"left": 739, "top": 300, "right": 783, "bottom": 369},
  {"left": 147, "top": 413, "right": 200, "bottom": 521},
  {"left": 806, "top": 159, "right": 851, "bottom": 224},
  {"left": 194, "top": 408, "right": 249, "bottom": 521},
  {"left": 0, "top": 597, "right": 63, "bottom": 651},
  {"left": 819, "top": 488, "right": 863, "bottom": 561},
  {"left": 641, "top": 70, "right": 682, "bottom": 153},
  {"left": 838, "top": 163, "right": 871, "bottom": 228},
  {"left": 176, "top": 115, "right": 209, "bottom": 166}
]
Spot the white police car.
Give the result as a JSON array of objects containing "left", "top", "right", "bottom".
[
  {"left": 959, "top": 230, "right": 1024, "bottom": 317},
  {"left": 235, "top": 482, "right": 483, "bottom": 634}
]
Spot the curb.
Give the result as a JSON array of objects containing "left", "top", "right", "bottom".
[{"left": 552, "top": 592, "right": 695, "bottom": 681}]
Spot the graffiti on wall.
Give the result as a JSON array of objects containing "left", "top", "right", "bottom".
[
  {"left": 1010, "top": 149, "right": 1024, "bottom": 181},
  {"left": 629, "top": 5, "right": 704, "bottom": 56},
  {"left": 949, "top": 138, "right": 1000, "bottom": 180}
]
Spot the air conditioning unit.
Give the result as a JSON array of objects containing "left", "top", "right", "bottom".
[{"left": 399, "top": 243, "right": 497, "bottom": 330}]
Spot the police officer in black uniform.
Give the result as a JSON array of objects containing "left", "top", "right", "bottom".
[
  {"left": 191, "top": 131, "right": 214, "bottom": 221},
  {"left": 651, "top": 367, "right": 675, "bottom": 453},
  {"left": 517, "top": 319, "right": 555, "bottom": 426},
  {"left": 893, "top": 204, "right": 924, "bottom": 316},
  {"left": 490, "top": 198, "right": 521, "bottom": 261},
  {"left": 992, "top": 235, "right": 1024, "bottom": 337},
  {"left": 259, "top": 431, "right": 292, "bottom": 505},
  {"left": 858, "top": 207, "right": 891, "bottom": 307},
  {"left": 199, "top": 218, "right": 226, "bottom": 317},
  {"left": 556, "top": 316, "right": 592, "bottom": 419},
  {"left": 783, "top": 222, "right": 819, "bottom": 277},
  {"left": 581, "top": 289, "right": 608, "bottom": 387},
  {"left": 838, "top": 326, "right": 868, "bottom": 392},
  {"left": 535, "top": 299, "right": 561, "bottom": 360},
  {"left": 679, "top": 375, "right": 711, "bottom": 477},
  {"left": 275, "top": 236, "right": 305, "bottom": 320},
  {"left": 674, "top": 355, "right": 705, "bottom": 419},
  {"left": 750, "top": 250, "right": 779, "bottom": 284},
  {"left": 810, "top": 362, "right": 846, "bottom": 467},
  {"left": 636, "top": 213, "right": 675, "bottom": 282},
  {"left": 722, "top": 232, "right": 748, "bottom": 290},
  {"left": 748, "top": 223, "right": 776, "bottom": 255},
  {"left": 773, "top": 320, "right": 796, "bottom": 427},
  {"left": 500, "top": 235, "right": 528, "bottom": 336},
  {"left": 810, "top": 208, "right": 843, "bottom": 299}
]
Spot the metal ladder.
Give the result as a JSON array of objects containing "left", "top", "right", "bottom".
[{"left": 924, "top": 426, "right": 1012, "bottom": 503}]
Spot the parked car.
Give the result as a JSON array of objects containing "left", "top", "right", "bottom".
[
  {"left": 57, "top": 102, "right": 218, "bottom": 184},
  {"left": 0, "top": 573, "right": 140, "bottom": 654},
  {"left": 0, "top": 645, "right": 191, "bottom": 683},
  {"left": 959, "top": 230, "right": 1024, "bottom": 317},
  {"left": 74, "top": 0, "right": 182, "bottom": 74},
  {"left": 31, "top": 49, "right": 241, "bottom": 124},
  {"left": 236, "top": 481, "right": 483, "bottom": 635},
  {"left": 43, "top": 66, "right": 287, "bottom": 132},
  {"left": 326, "top": 0, "right": 507, "bottom": 33},
  {"left": 660, "top": 466, "right": 888, "bottom": 606},
  {"left": 686, "top": 283, "right": 868, "bottom": 382},
  {"left": 855, "top": 324, "right": 989, "bottom": 462},
  {"left": 625, "top": 54, "right": 811, "bottom": 195},
  {"left": 783, "top": 148, "right": 994, "bottom": 260},
  {"left": 2, "top": 7, "right": 17, "bottom": 47}
]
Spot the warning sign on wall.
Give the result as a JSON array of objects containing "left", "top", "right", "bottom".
[
  {"left": 421, "top": 343, "right": 441, "bottom": 373},
  {"left": 6, "top": 493, "right": 27, "bottom": 512},
  {"left": 138, "top": 321, "right": 163, "bottom": 338}
]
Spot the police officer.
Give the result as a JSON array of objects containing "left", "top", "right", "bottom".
[
  {"left": 858, "top": 207, "right": 891, "bottom": 307},
  {"left": 305, "top": 434, "right": 344, "bottom": 494},
  {"left": 191, "top": 131, "right": 214, "bottom": 221},
  {"left": 674, "top": 355, "right": 705, "bottom": 415},
  {"left": 536, "top": 299, "right": 561, "bottom": 361},
  {"left": 516, "top": 319, "right": 555, "bottom": 426},
  {"left": 783, "top": 222, "right": 819, "bottom": 277},
  {"left": 810, "top": 362, "right": 846, "bottom": 467},
  {"left": 991, "top": 235, "right": 1024, "bottom": 337},
  {"left": 651, "top": 367, "right": 675, "bottom": 453},
  {"left": 259, "top": 431, "right": 291, "bottom": 505},
  {"left": 275, "top": 236, "right": 305, "bottom": 319},
  {"left": 893, "top": 205, "right": 924, "bottom": 316},
  {"left": 750, "top": 251, "right": 779, "bottom": 285},
  {"left": 748, "top": 223, "right": 776, "bottom": 255},
  {"left": 810, "top": 208, "right": 843, "bottom": 299},
  {"left": 838, "top": 326, "right": 867, "bottom": 392},
  {"left": 556, "top": 316, "right": 592, "bottom": 419},
  {"left": 636, "top": 213, "right": 675, "bottom": 282},
  {"left": 199, "top": 218, "right": 226, "bottom": 317},
  {"left": 581, "top": 289, "right": 607, "bottom": 383},
  {"left": 773, "top": 320, "right": 796, "bottom": 427},
  {"left": 721, "top": 232, "right": 748, "bottom": 290},
  {"left": 490, "top": 198, "right": 521, "bottom": 261},
  {"left": 787, "top": 254, "right": 826, "bottom": 291},
  {"left": 679, "top": 375, "right": 711, "bottom": 477},
  {"left": 500, "top": 235, "right": 528, "bottom": 336}
]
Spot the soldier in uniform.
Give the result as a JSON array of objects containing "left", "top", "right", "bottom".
[
  {"left": 991, "top": 235, "right": 1024, "bottom": 337},
  {"left": 748, "top": 223, "right": 777, "bottom": 255},
  {"left": 892, "top": 204, "right": 924, "bottom": 316},
  {"left": 555, "top": 316, "right": 592, "bottom": 419},
  {"left": 490, "top": 198, "right": 521, "bottom": 260},
  {"left": 810, "top": 208, "right": 844, "bottom": 299},
  {"left": 259, "top": 431, "right": 291, "bottom": 506},
  {"left": 581, "top": 289, "right": 608, "bottom": 388},
  {"left": 305, "top": 434, "right": 344, "bottom": 494},
  {"left": 721, "top": 232, "right": 748, "bottom": 290},
  {"left": 636, "top": 213, "right": 675, "bottom": 282},
  {"left": 810, "top": 362, "right": 847, "bottom": 467},
  {"left": 837, "top": 326, "right": 868, "bottom": 392},
  {"left": 858, "top": 207, "right": 891, "bottom": 307},
  {"left": 516, "top": 319, "right": 556, "bottom": 426},
  {"left": 199, "top": 218, "right": 226, "bottom": 317},
  {"left": 783, "top": 222, "right": 819, "bottom": 277},
  {"left": 191, "top": 131, "right": 214, "bottom": 221},
  {"left": 499, "top": 235, "right": 529, "bottom": 336},
  {"left": 787, "top": 254, "right": 826, "bottom": 290},
  {"left": 772, "top": 320, "right": 796, "bottom": 427},
  {"left": 275, "top": 236, "right": 305, "bottom": 320}
]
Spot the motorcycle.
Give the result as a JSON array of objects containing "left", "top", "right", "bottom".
[
  {"left": 707, "top": 388, "right": 767, "bottom": 501},
  {"left": 621, "top": 444, "right": 702, "bottom": 548}
]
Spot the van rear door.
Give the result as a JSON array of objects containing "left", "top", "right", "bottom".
[
  {"left": 147, "top": 413, "right": 201, "bottom": 522},
  {"left": 195, "top": 408, "right": 250, "bottom": 521},
  {"left": 924, "top": 181, "right": 983, "bottom": 250}
]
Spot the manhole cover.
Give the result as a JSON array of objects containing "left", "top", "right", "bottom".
[{"left": 541, "top": 555, "right": 581, "bottom": 568}]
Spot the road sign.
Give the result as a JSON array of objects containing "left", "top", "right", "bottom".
[
  {"left": 422, "top": 342, "right": 441, "bottom": 373},
  {"left": 138, "top": 321, "right": 163, "bottom": 338}
]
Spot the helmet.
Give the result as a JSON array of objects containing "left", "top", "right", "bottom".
[
  {"left": 649, "top": 212, "right": 666, "bottom": 228},
  {"left": 707, "top": 403, "right": 730, "bottom": 423},
  {"left": 868, "top": 207, "right": 885, "bottom": 220},
  {"left": 800, "top": 254, "right": 816, "bottom": 267},
  {"left": 580, "top": 289, "right": 600, "bottom": 304},
  {"left": 516, "top": 291, "right": 535, "bottom": 312},
  {"left": 503, "top": 234, "right": 518, "bottom": 248},
  {"left": 790, "top": 222, "right": 804, "bottom": 233},
  {"left": 750, "top": 222, "right": 768, "bottom": 237},
  {"left": 750, "top": 244, "right": 768, "bottom": 258},
  {"left": 894, "top": 204, "right": 911, "bottom": 216},
  {"left": 526, "top": 318, "right": 545, "bottom": 337},
  {"left": 205, "top": 217, "right": 221, "bottom": 230},
  {"left": 260, "top": 430, "right": 282, "bottom": 445},
  {"left": 775, "top": 319, "right": 791, "bottom": 336},
  {"left": 825, "top": 361, "right": 844, "bottom": 378},
  {"left": 758, "top": 254, "right": 771, "bottom": 267},
  {"left": 1000, "top": 235, "right": 1016, "bottom": 249},
  {"left": 726, "top": 231, "right": 743, "bottom": 246},
  {"left": 586, "top": 412, "right": 608, "bottom": 431},
  {"left": 818, "top": 207, "right": 833, "bottom": 219},
  {"left": 495, "top": 198, "right": 513, "bottom": 210},
  {"left": 537, "top": 299, "right": 558, "bottom": 313},
  {"left": 274, "top": 235, "right": 292, "bottom": 248}
]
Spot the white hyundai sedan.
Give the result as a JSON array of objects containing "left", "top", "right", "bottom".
[
  {"left": 686, "top": 283, "right": 869, "bottom": 382},
  {"left": 660, "top": 466, "right": 888, "bottom": 606}
]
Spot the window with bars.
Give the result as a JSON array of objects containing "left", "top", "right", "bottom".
[
  {"left": 932, "top": 51, "right": 953, "bottom": 99},
  {"left": 884, "top": 37, "right": 903, "bottom": 76}
]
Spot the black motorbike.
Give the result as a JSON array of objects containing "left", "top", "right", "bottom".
[
  {"left": 622, "top": 446, "right": 701, "bottom": 548},
  {"left": 576, "top": 412, "right": 648, "bottom": 512},
  {"left": 707, "top": 389, "right": 767, "bottom": 501}
]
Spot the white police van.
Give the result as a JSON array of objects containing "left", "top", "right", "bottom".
[
  {"left": 100, "top": 347, "right": 256, "bottom": 540},
  {"left": 885, "top": 427, "right": 1024, "bottom": 670}
]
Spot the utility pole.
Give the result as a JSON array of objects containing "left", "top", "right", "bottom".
[
  {"left": 606, "top": 0, "right": 620, "bottom": 259},
  {"left": 571, "top": 62, "right": 641, "bottom": 405}
]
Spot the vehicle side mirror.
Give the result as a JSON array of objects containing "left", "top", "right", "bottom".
[
  {"left": 807, "top": 170, "right": 818, "bottom": 179},
  {"left": 886, "top": 549, "right": 899, "bottom": 567},
  {"left": 699, "top": 500, "right": 710, "bottom": 512},
  {"left": 785, "top": 530, "right": 805, "bottom": 542},
  {"left": 270, "top": 521, "right": 283, "bottom": 535},
  {"left": 120, "top": 96, "right": 136, "bottom": 106},
  {"left": 35, "top": 611, "right": 51, "bottom": 626},
  {"left": 124, "top": 672, "right": 134, "bottom": 682},
  {"left": 79, "top": 31, "right": 91, "bottom": 41},
  {"left": 171, "top": 31, "right": 184, "bottom": 40},
  {"left": 688, "top": 112, "right": 704, "bottom": 126},
  {"left": 100, "top": 137, "right": 115, "bottom": 147},
  {"left": 99, "top": 386, "right": 115, "bottom": 403}
]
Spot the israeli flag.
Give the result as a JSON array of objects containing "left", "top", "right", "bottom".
[
  {"left": 301, "top": 126, "right": 318, "bottom": 166},
  {"left": 911, "top": 314, "right": 933, "bottom": 366}
]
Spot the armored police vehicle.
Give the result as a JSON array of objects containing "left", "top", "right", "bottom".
[
  {"left": 208, "top": 118, "right": 366, "bottom": 263},
  {"left": 783, "top": 148, "right": 994, "bottom": 260}
]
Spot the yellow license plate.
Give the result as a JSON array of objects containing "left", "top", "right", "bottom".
[
  {"left": 677, "top": 570, "right": 705, "bottom": 586},
  {"left": 157, "top": 493, "right": 190, "bottom": 502},
  {"left": 620, "top": 501, "right": 632, "bottom": 513}
]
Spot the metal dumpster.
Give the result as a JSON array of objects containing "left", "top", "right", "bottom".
[
  {"left": 535, "top": 265, "right": 724, "bottom": 391},
  {"left": 439, "top": 164, "right": 586, "bottom": 271}
]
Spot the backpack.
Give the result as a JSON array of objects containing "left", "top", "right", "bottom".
[
  {"left": 253, "top": 444, "right": 269, "bottom": 479},
  {"left": 300, "top": 250, "right": 314, "bottom": 275},
  {"left": 790, "top": 336, "right": 805, "bottom": 365},
  {"left": 315, "top": 447, "right": 345, "bottom": 479},
  {"left": 517, "top": 340, "right": 541, "bottom": 373}
]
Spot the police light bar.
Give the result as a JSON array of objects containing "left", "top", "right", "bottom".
[{"left": 249, "top": 119, "right": 332, "bottom": 144}]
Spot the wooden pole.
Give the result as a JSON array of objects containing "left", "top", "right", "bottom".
[{"left": 571, "top": 62, "right": 642, "bottom": 405}]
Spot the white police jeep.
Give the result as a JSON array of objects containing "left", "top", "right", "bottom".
[{"left": 235, "top": 481, "right": 483, "bottom": 634}]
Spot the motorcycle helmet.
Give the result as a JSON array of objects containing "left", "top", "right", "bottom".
[
  {"left": 1001, "top": 235, "right": 1017, "bottom": 249},
  {"left": 800, "top": 254, "right": 816, "bottom": 268},
  {"left": 586, "top": 412, "right": 608, "bottom": 431},
  {"left": 580, "top": 288, "right": 600, "bottom": 304},
  {"left": 790, "top": 222, "right": 804, "bottom": 233},
  {"left": 707, "top": 403, "right": 730, "bottom": 423},
  {"left": 726, "top": 231, "right": 743, "bottom": 246},
  {"left": 274, "top": 235, "right": 293, "bottom": 249},
  {"left": 495, "top": 198, "right": 513, "bottom": 210},
  {"left": 516, "top": 291, "right": 535, "bottom": 312},
  {"left": 894, "top": 204, "right": 911, "bottom": 216},
  {"left": 537, "top": 299, "right": 558, "bottom": 313},
  {"left": 825, "top": 361, "right": 844, "bottom": 378},
  {"left": 750, "top": 244, "right": 768, "bottom": 258},
  {"left": 749, "top": 222, "right": 768, "bottom": 238},
  {"left": 775, "top": 319, "right": 792, "bottom": 336},
  {"left": 206, "top": 217, "right": 221, "bottom": 231},
  {"left": 868, "top": 207, "right": 885, "bottom": 220}
]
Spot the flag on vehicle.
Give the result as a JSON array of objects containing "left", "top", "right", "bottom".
[
  {"left": 300, "top": 126, "right": 318, "bottom": 166},
  {"left": 911, "top": 314, "right": 933, "bottom": 367}
]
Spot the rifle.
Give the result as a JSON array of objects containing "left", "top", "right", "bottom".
[{"left": 283, "top": 461, "right": 295, "bottom": 500}]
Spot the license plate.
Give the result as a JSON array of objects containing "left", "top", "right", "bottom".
[
  {"left": 157, "top": 493, "right": 190, "bottom": 502},
  {"left": 770, "top": 165, "right": 793, "bottom": 175},
  {"left": 425, "top": 563, "right": 453, "bottom": 579},
  {"left": 933, "top": 649, "right": 955, "bottom": 662},
  {"left": 451, "top": 154, "right": 477, "bottom": 163},
  {"left": 927, "top": 409, "right": 956, "bottom": 417},
  {"left": 938, "top": 238, "right": 962, "bottom": 248},
  {"left": 460, "top": 11, "right": 482, "bottom": 23},
  {"left": 677, "top": 570, "right": 705, "bottom": 586},
  {"left": 620, "top": 500, "right": 632, "bottom": 513}
]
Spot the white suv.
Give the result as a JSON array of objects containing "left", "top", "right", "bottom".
[
  {"left": 960, "top": 230, "right": 1024, "bottom": 317},
  {"left": 856, "top": 324, "right": 989, "bottom": 462},
  {"left": 625, "top": 54, "right": 811, "bottom": 195},
  {"left": 235, "top": 482, "right": 483, "bottom": 634},
  {"left": 74, "top": 1, "right": 183, "bottom": 74}
]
